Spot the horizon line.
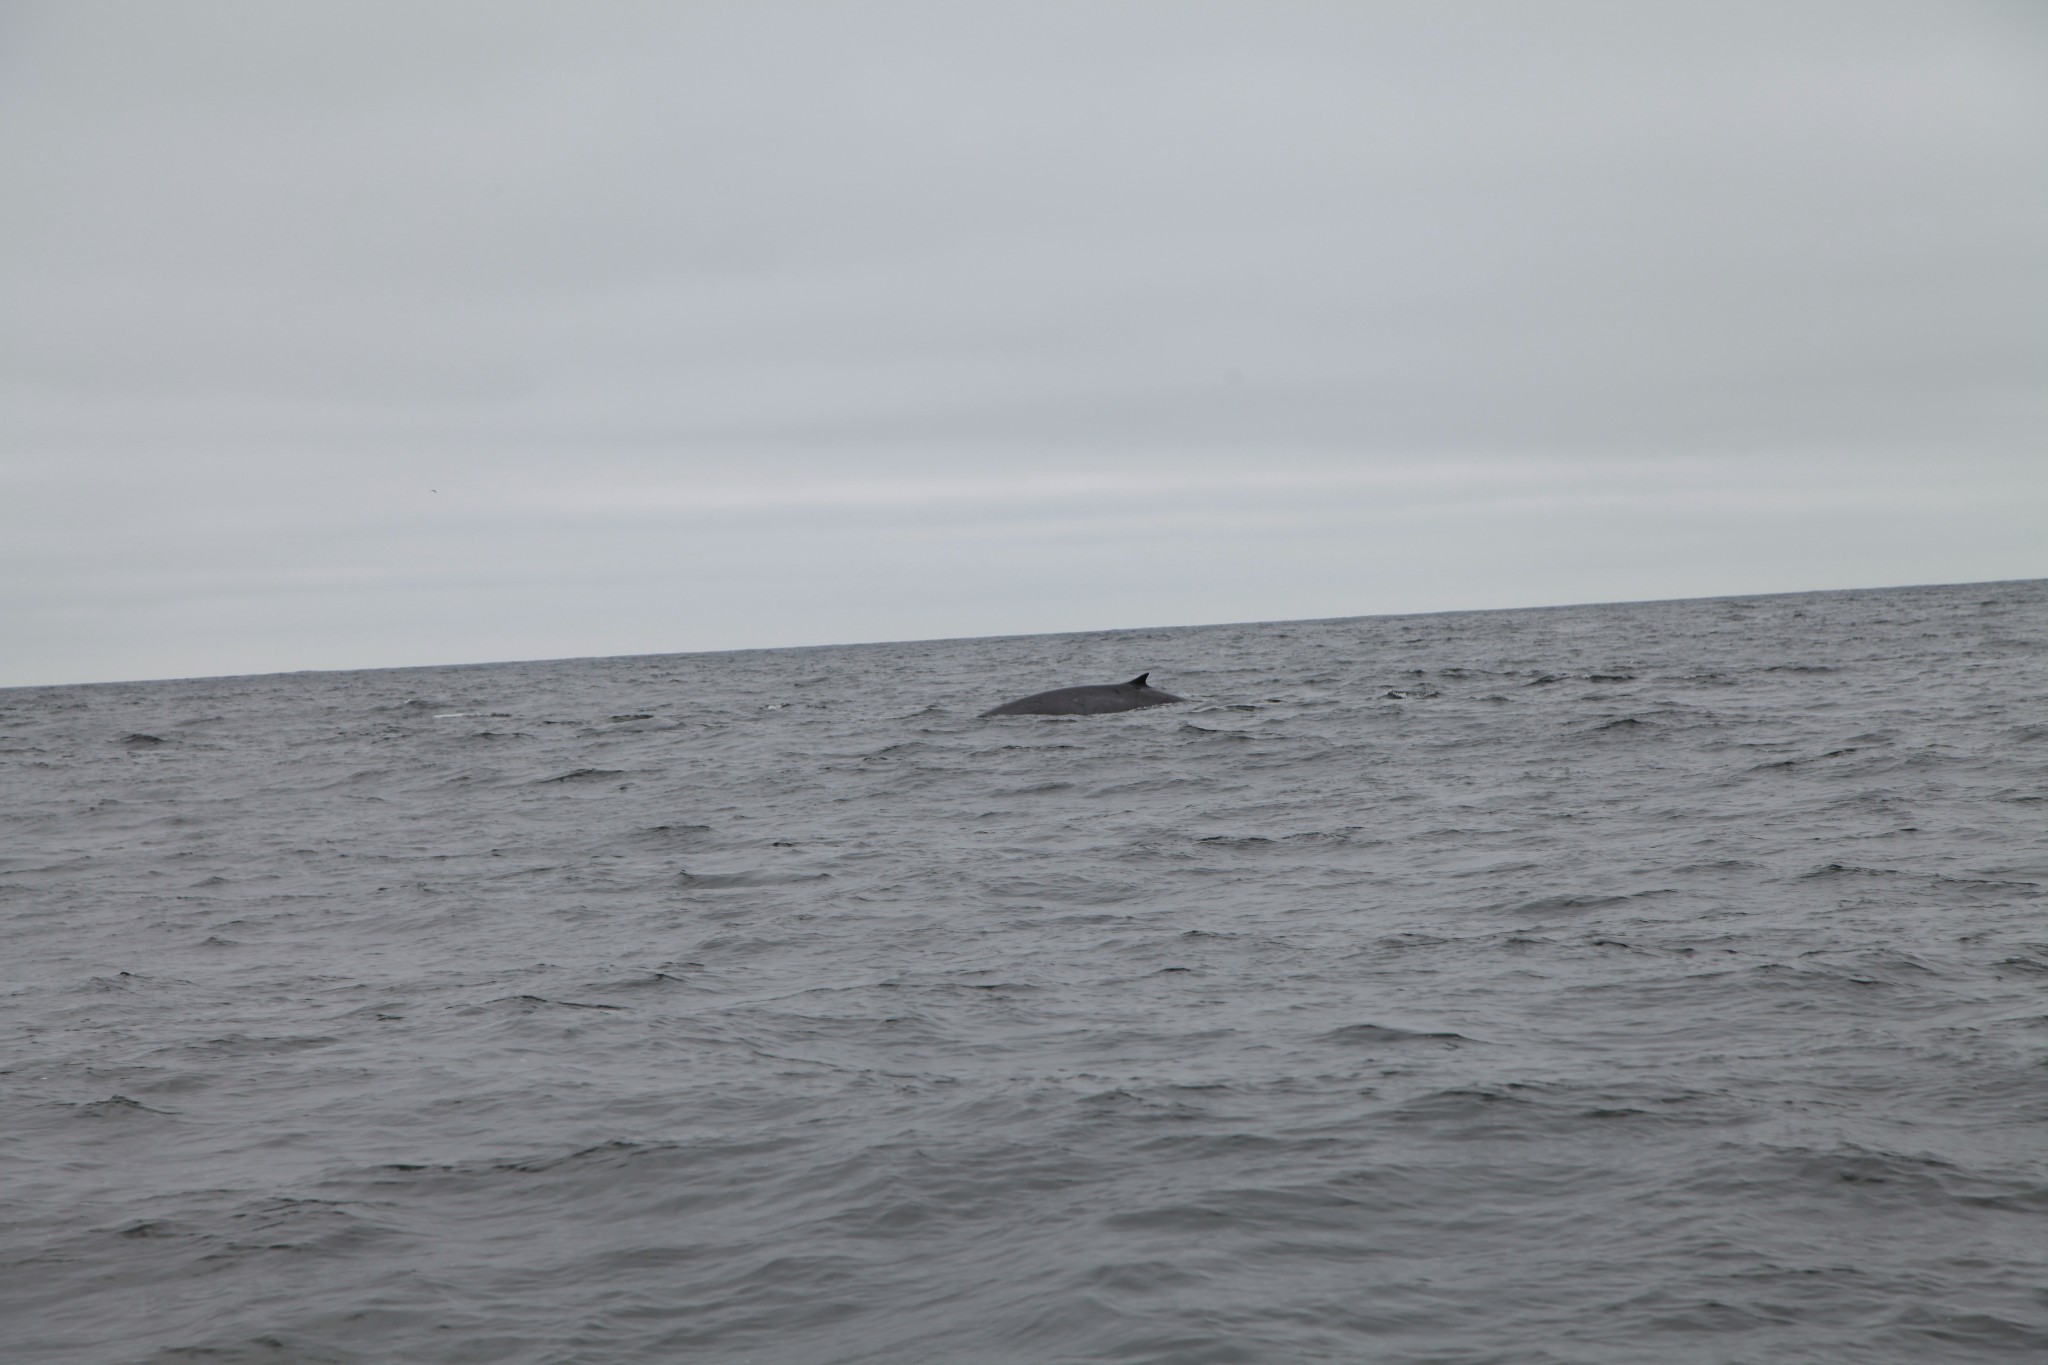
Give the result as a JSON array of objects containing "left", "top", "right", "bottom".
[{"left": 9, "top": 574, "right": 2040, "bottom": 694}]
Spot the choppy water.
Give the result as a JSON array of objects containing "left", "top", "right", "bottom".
[{"left": 4, "top": 580, "right": 2046, "bottom": 1365}]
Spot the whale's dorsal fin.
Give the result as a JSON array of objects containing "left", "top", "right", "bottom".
[{"left": 1127, "top": 673, "right": 1150, "bottom": 688}]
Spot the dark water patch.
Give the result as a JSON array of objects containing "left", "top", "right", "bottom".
[
  {"left": 858, "top": 741, "right": 942, "bottom": 764},
  {"left": 1669, "top": 858, "right": 1764, "bottom": 874},
  {"left": 586, "top": 970, "right": 697, "bottom": 990},
  {"left": 1799, "top": 862, "right": 1904, "bottom": 881},
  {"left": 1749, "top": 747, "right": 1869, "bottom": 772},
  {"left": 83, "top": 971, "right": 186, "bottom": 992},
  {"left": 472, "top": 995, "right": 631, "bottom": 1013},
  {"left": 1891, "top": 1307, "right": 2048, "bottom": 1352},
  {"left": 179, "top": 1034, "right": 342, "bottom": 1056},
  {"left": 677, "top": 868, "right": 830, "bottom": 889},
  {"left": 1928, "top": 875, "right": 2040, "bottom": 899},
  {"left": 1793, "top": 948, "right": 1945, "bottom": 982},
  {"left": 65, "top": 1095, "right": 174, "bottom": 1118},
  {"left": 114, "top": 1220, "right": 180, "bottom": 1239},
  {"left": 1748, "top": 961, "right": 1894, "bottom": 991},
  {"left": 1319, "top": 1023, "right": 1470, "bottom": 1046},
  {"left": 1381, "top": 1088, "right": 1542, "bottom": 1135},
  {"left": 637, "top": 823, "right": 714, "bottom": 841},
  {"left": 1497, "top": 889, "right": 1676, "bottom": 916}
]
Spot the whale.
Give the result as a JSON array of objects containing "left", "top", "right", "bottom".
[{"left": 980, "top": 673, "right": 1187, "bottom": 717}]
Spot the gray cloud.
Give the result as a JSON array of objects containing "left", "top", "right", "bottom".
[{"left": 2, "top": 1, "right": 2043, "bottom": 684}]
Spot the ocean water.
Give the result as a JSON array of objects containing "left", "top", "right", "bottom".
[{"left": 3, "top": 579, "right": 2045, "bottom": 1365}]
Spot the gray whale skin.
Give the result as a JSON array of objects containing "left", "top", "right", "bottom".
[{"left": 979, "top": 673, "right": 1187, "bottom": 718}]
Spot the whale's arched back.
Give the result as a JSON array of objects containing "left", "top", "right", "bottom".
[{"left": 980, "top": 674, "right": 1186, "bottom": 718}]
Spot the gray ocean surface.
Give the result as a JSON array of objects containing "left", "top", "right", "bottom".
[{"left": 4, "top": 580, "right": 2046, "bottom": 1365}]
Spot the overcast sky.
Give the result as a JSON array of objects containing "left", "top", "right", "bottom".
[{"left": 3, "top": 0, "right": 2043, "bottom": 687}]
